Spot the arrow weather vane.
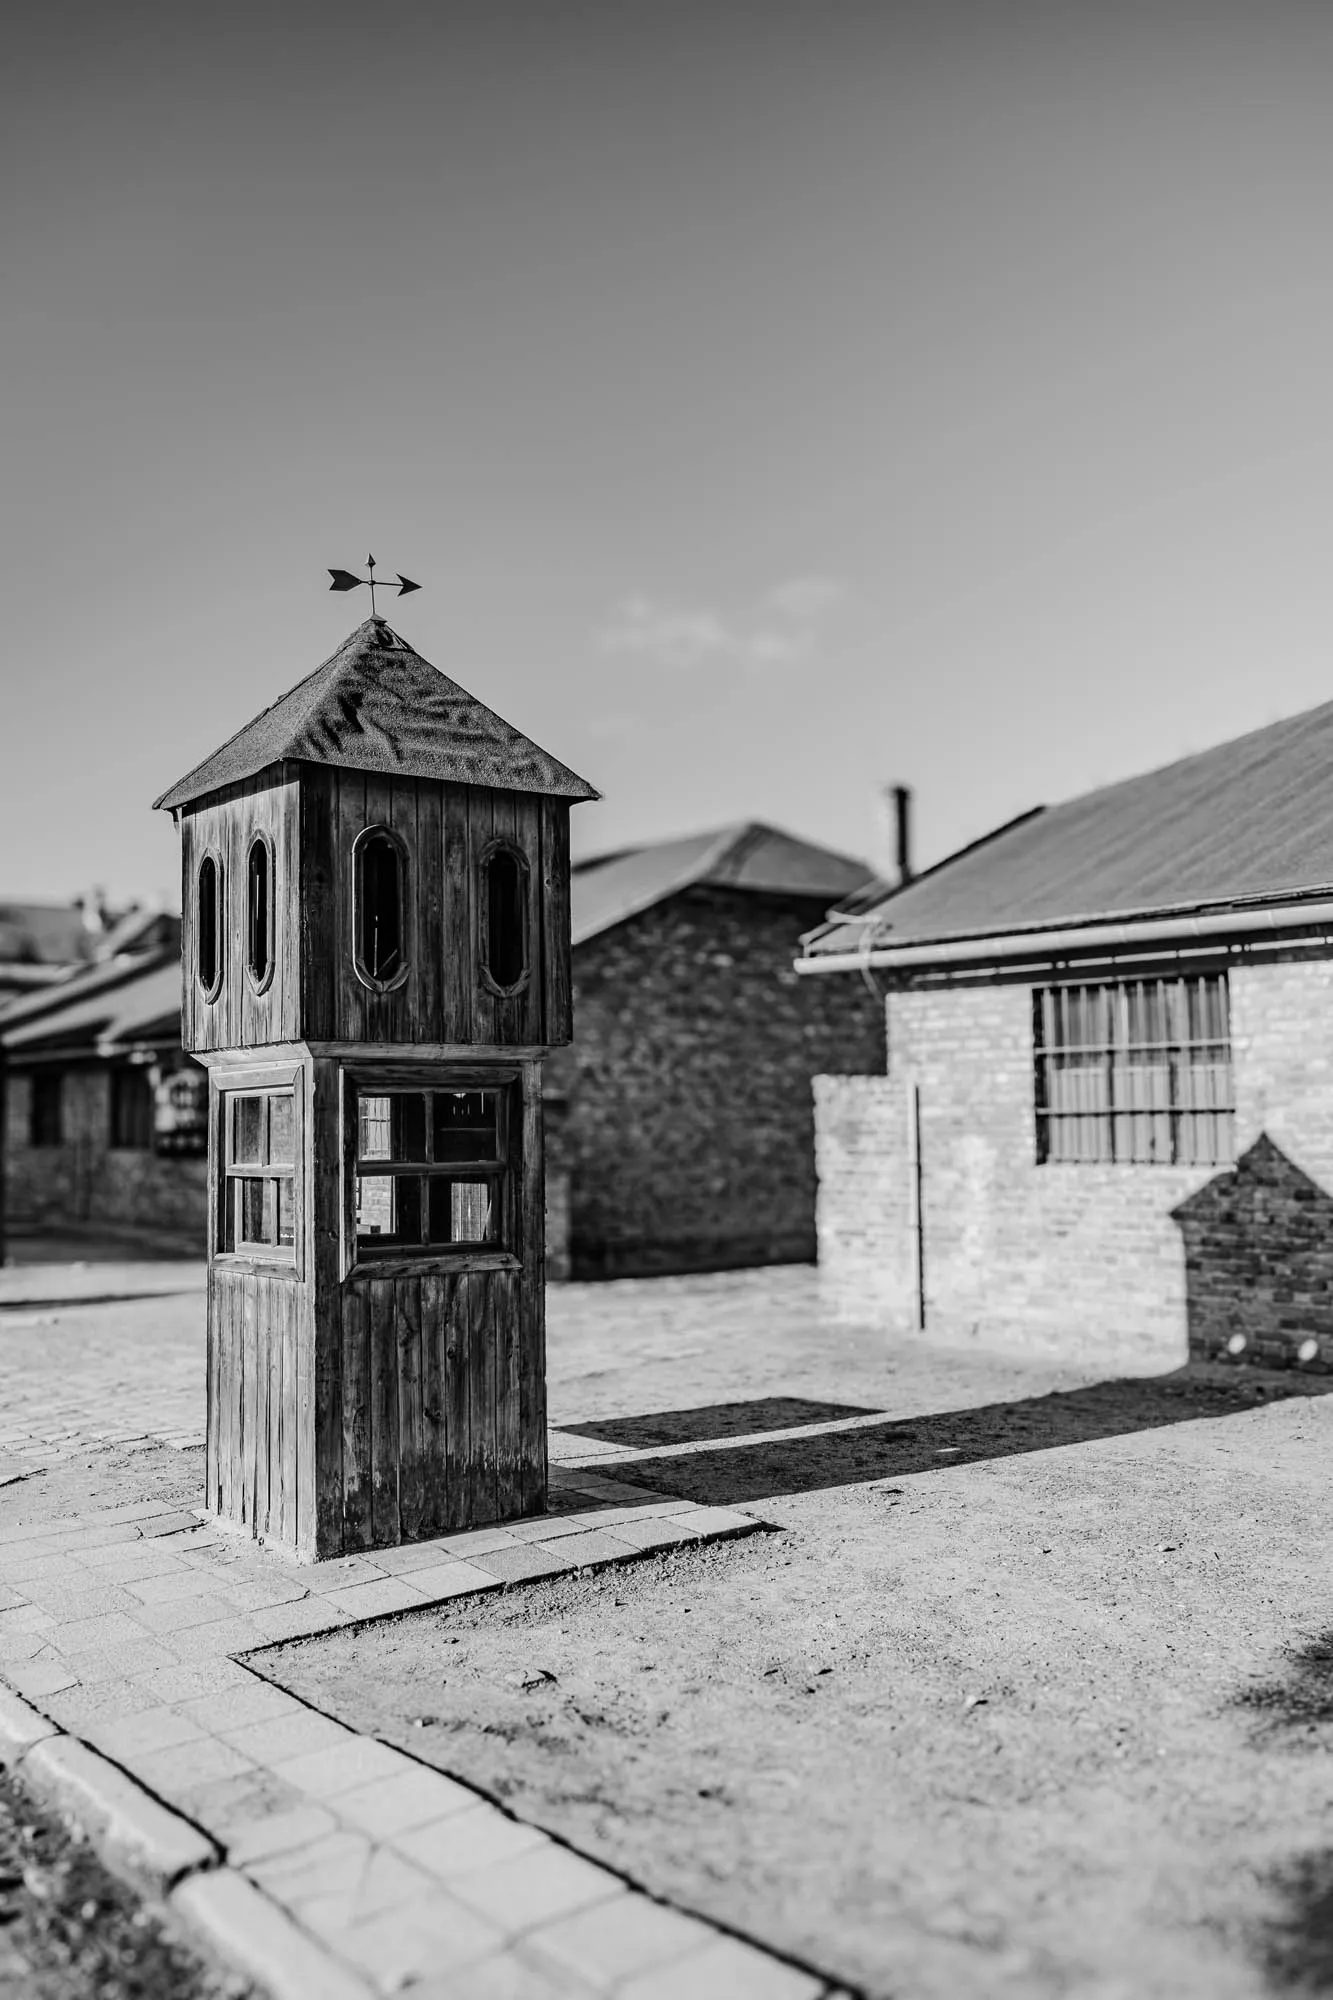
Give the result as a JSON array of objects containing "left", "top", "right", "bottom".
[{"left": 328, "top": 555, "right": 421, "bottom": 618}]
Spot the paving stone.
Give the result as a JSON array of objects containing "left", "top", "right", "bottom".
[
  {"left": 670, "top": 1507, "right": 760, "bottom": 1540},
  {"left": 2, "top": 1656, "right": 80, "bottom": 1698},
  {"left": 19, "top": 1582, "right": 140, "bottom": 1620},
  {"left": 44, "top": 1679, "right": 161, "bottom": 1730},
  {"left": 172, "top": 1867, "right": 375, "bottom": 2000},
  {"left": 250, "top": 1597, "right": 349, "bottom": 1642},
  {"left": 227, "top": 1801, "right": 341, "bottom": 1866},
  {"left": 91, "top": 1704, "right": 210, "bottom": 1759},
  {"left": 246, "top": 1827, "right": 374, "bottom": 1902},
  {"left": 617, "top": 1936, "right": 828, "bottom": 2000},
  {"left": 138, "top": 1658, "right": 256, "bottom": 1703},
  {"left": 318, "top": 1576, "right": 433, "bottom": 1621},
  {"left": 0, "top": 1628, "right": 51, "bottom": 1663},
  {"left": 504, "top": 1516, "right": 618, "bottom": 1544},
  {"left": 179, "top": 1765, "right": 302, "bottom": 1830},
  {"left": 45, "top": 1610, "right": 151, "bottom": 1653},
  {"left": 407, "top": 1954, "right": 587, "bottom": 2000},
  {"left": 168, "top": 1615, "right": 272, "bottom": 1658},
  {"left": 526, "top": 1895, "right": 721, "bottom": 1992},
  {"left": 274, "top": 1733, "right": 412, "bottom": 1798},
  {"left": 330, "top": 1892, "right": 507, "bottom": 1991},
  {"left": 132, "top": 1593, "right": 250, "bottom": 1635},
  {"left": 124, "top": 1566, "right": 227, "bottom": 1604},
  {"left": 606, "top": 1518, "right": 700, "bottom": 1553},
  {"left": 538, "top": 1530, "right": 640, "bottom": 1569},
  {"left": 450, "top": 1842, "right": 625, "bottom": 1935},
  {"left": 68, "top": 1637, "right": 182, "bottom": 1682},
  {"left": 22, "top": 1733, "right": 220, "bottom": 1893},
  {"left": 0, "top": 1587, "right": 29, "bottom": 1614},
  {"left": 399, "top": 1560, "right": 503, "bottom": 1603},
  {"left": 290, "top": 1843, "right": 437, "bottom": 1933},
  {"left": 303, "top": 1558, "right": 392, "bottom": 1593},
  {"left": 392, "top": 1804, "right": 550, "bottom": 1880},
  {"left": 468, "top": 1544, "right": 579, "bottom": 1585},
  {"left": 426, "top": 1527, "right": 523, "bottom": 1558},
  {"left": 179, "top": 1677, "right": 302, "bottom": 1731},
  {"left": 129, "top": 1732, "right": 257, "bottom": 1795},
  {"left": 333, "top": 1763, "right": 479, "bottom": 1840},
  {"left": 222, "top": 1708, "right": 352, "bottom": 1766},
  {"left": 370, "top": 1540, "right": 483, "bottom": 1575}
]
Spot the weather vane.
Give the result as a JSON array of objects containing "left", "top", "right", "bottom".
[{"left": 328, "top": 555, "right": 421, "bottom": 618}]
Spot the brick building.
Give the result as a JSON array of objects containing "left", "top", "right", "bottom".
[
  {"left": 547, "top": 822, "right": 885, "bottom": 1277},
  {"left": 1, "top": 925, "right": 207, "bottom": 1249},
  {"left": 799, "top": 702, "right": 1333, "bottom": 1369},
  {"left": 3, "top": 824, "right": 884, "bottom": 1272}
]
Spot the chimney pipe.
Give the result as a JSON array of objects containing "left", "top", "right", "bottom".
[{"left": 890, "top": 784, "right": 913, "bottom": 887}]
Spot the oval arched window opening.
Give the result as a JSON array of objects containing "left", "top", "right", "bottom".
[
  {"left": 246, "top": 836, "right": 272, "bottom": 991},
  {"left": 484, "top": 847, "right": 527, "bottom": 992},
  {"left": 354, "top": 828, "right": 406, "bottom": 990},
  {"left": 197, "top": 854, "right": 222, "bottom": 998}
]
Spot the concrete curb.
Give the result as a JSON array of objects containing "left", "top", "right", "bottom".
[
  {"left": 172, "top": 1868, "right": 375, "bottom": 2000},
  {"left": 0, "top": 1683, "right": 58, "bottom": 1761},
  {"left": 20, "top": 1734, "right": 220, "bottom": 1895},
  {"left": 1, "top": 1682, "right": 380, "bottom": 2000}
]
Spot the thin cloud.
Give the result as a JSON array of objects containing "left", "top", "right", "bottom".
[{"left": 599, "top": 576, "right": 846, "bottom": 673}]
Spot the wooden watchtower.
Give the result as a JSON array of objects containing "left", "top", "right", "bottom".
[{"left": 154, "top": 618, "right": 597, "bottom": 1558}]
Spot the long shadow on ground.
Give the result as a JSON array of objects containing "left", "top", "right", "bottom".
[
  {"left": 596, "top": 1369, "right": 1333, "bottom": 1505},
  {"left": 564, "top": 1397, "right": 883, "bottom": 1448}
]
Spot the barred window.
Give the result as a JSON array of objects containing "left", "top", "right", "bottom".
[{"left": 1034, "top": 976, "right": 1235, "bottom": 1167}]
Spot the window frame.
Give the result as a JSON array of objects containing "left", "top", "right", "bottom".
[
  {"left": 478, "top": 838, "right": 532, "bottom": 999},
  {"left": 29, "top": 1069, "right": 64, "bottom": 1148},
  {"left": 110, "top": 1064, "right": 155, "bottom": 1151},
  {"left": 342, "top": 1064, "right": 521, "bottom": 1279},
  {"left": 212, "top": 1063, "right": 305, "bottom": 1275},
  {"left": 1033, "top": 973, "right": 1235, "bottom": 1168},
  {"left": 196, "top": 849, "right": 225, "bottom": 1004},
  {"left": 245, "top": 830, "right": 275, "bottom": 996},
  {"left": 351, "top": 824, "right": 411, "bottom": 996}
]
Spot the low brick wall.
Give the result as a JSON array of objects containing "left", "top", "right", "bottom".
[
  {"left": 813, "top": 956, "right": 1333, "bottom": 1367},
  {"left": 4, "top": 1070, "right": 207, "bottom": 1247}
]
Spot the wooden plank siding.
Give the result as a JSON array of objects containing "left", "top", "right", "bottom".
[
  {"left": 180, "top": 765, "right": 302, "bottom": 1055},
  {"left": 182, "top": 767, "right": 571, "bottom": 1056},
  {"left": 205, "top": 1265, "right": 306, "bottom": 1547}
]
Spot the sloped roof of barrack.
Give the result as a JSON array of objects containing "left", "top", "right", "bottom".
[
  {"left": 154, "top": 619, "right": 599, "bottom": 811},
  {"left": 572, "top": 821, "right": 878, "bottom": 945}
]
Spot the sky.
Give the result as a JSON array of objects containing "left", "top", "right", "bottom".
[{"left": 6, "top": 0, "right": 1333, "bottom": 906}]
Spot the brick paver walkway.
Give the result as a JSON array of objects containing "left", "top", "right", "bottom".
[{"left": 0, "top": 1264, "right": 845, "bottom": 1998}]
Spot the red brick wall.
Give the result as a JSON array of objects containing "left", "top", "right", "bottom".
[
  {"left": 546, "top": 886, "right": 885, "bottom": 1278},
  {"left": 814, "top": 957, "right": 1333, "bottom": 1368}
]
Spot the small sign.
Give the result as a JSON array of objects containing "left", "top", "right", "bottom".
[{"left": 154, "top": 1067, "right": 208, "bottom": 1157}]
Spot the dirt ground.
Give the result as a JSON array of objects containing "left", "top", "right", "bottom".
[
  {"left": 269, "top": 1348, "right": 1333, "bottom": 2000},
  {"left": 8, "top": 1258, "right": 1333, "bottom": 1997}
]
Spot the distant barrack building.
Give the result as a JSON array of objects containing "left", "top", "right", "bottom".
[
  {"left": 2, "top": 824, "right": 884, "bottom": 1273},
  {"left": 798, "top": 691, "right": 1333, "bottom": 1369}
]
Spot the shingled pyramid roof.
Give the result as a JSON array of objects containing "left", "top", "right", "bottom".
[{"left": 153, "top": 619, "right": 598, "bottom": 812}]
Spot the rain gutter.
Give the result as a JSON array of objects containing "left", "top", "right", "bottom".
[{"left": 793, "top": 898, "right": 1333, "bottom": 975}]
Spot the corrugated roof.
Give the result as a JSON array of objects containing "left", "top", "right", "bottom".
[
  {"left": 573, "top": 821, "right": 876, "bottom": 946},
  {"left": 1, "top": 955, "right": 180, "bottom": 1054},
  {"left": 805, "top": 693, "right": 1333, "bottom": 957},
  {"left": 154, "top": 619, "right": 599, "bottom": 811}
]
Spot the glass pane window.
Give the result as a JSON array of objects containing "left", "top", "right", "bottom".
[
  {"left": 220, "top": 1086, "right": 298, "bottom": 1260},
  {"left": 246, "top": 837, "right": 272, "bottom": 989},
  {"left": 353, "top": 828, "right": 406, "bottom": 989},
  {"left": 1034, "top": 976, "right": 1235, "bottom": 1167},
  {"left": 483, "top": 848, "right": 528, "bottom": 991},
  {"left": 352, "top": 1083, "right": 507, "bottom": 1258},
  {"left": 197, "top": 855, "right": 222, "bottom": 997}
]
